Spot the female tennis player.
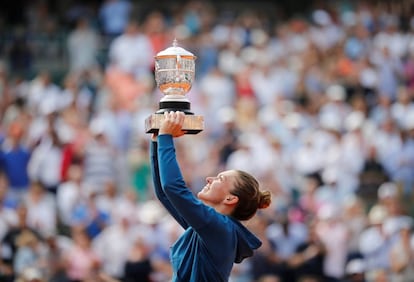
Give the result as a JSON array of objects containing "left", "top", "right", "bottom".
[{"left": 150, "top": 111, "right": 271, "bottom": 282}]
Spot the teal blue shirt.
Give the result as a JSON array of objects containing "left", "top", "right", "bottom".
[{"left": 150, "top": 135, "right": 261, "bottom": 282}]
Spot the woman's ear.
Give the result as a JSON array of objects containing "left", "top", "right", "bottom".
[{"left": 225, "top": 195, "right": 239, "bottom": 205}]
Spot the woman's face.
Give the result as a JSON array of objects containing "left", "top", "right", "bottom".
[{"left": 197, "top": 170, "right": 238, "bottom": 205}]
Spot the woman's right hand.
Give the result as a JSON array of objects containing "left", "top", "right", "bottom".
[{"left": 159, "top": 111, "right": 186, "bottom": 137}]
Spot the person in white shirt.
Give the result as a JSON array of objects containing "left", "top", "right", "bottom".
[
  {"left": 27, "top": 127, "right": 63, "bottom": 194},
  {"left": 56, "top": 164, "right": 86, "bottom": 228},
  {"left": 67, "top": 18, "right": 100, "bottom": 73},
  {"left": 108, "top": 20, "right": 153, "bottom": 81},
  {"left": 23, "top": 181, "right": 57, "bottom": 238}
]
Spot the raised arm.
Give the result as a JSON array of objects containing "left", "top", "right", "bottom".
[
  {"left": 156, "top": 111, "right": 225, "bottom": 230},
  {"left": 150, "top": 140, "right": 188, "bottom": 229},
  {"left": 158, "top": 134, "right": 221, "bottom": 230}
]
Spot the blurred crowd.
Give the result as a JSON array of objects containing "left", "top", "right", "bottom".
[{"left": 1, "top": 0, "right": 414, "bottom": 281}]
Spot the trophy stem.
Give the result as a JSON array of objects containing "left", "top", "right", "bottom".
[{"left": 157, "top": 100, "right": 193, "bottom": 115}]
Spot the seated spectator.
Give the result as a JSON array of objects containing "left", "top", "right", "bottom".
[
  {"left": 63, "top": 226, "right": 101, "bottom": 281},
  {"left": 0, "top": 121, "right": 31, "bottom": 201},
  {"left": 287, "top": 221, "right": 325, "bottom": 281},
  {"left": 56, "top": 164, "right": 85, "bottom": 233},
  {"left": 70, "top": 190, "right": 110, "bottom": 239},
  {"left": 248, "top": 213, "right": 284, "bottom": 281},
  {"left": 1, "top": 204, "right": 41, "bottom": 279},
  {"left": 0, "top": 173, "right": 18, "bottom": 241},
  {"left": 23, "top": 181, "right": 57, "bottom": 238},
  {"left": 343, "top": 258, "right": 366, "bottom": 282},
  {"left": 13, "top": 230, "right": 47, "bottom": 278}
]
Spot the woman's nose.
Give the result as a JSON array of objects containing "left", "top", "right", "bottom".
[{"left": 206, "top": 176, "right": 214, "bottom": 183}]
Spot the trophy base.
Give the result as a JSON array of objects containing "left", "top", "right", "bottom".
[{"left": 145, "top": 113, "right": 204, "bottom": 134}]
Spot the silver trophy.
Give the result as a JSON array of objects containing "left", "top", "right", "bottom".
[{"left": 145, "top": 39, "right": 204, "bottom": 134}]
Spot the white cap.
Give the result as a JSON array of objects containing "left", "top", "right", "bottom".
[
  {"left": 39, "top": 98, "right": 57, "bottom": 116},
  {"left": 89, "top": 118, "right": 106, "bottom": 135},
  {"left": 319, "top": 111, "right": 342, "bottom": 131},
  {"left": 283, "top": 112, "right": 304, "bottom": 130},
  {"left": 217, "top": 106, "right": 236, "bottom": 124},
  {"left": 313, "top": 9, "right": 332, "bottom": 26},
  {"left": 368, "top": 205, "right": 388, "bottom": 225},
  {"left": 326, "top": 84, "right": 346, "bottom": 101},
  {"left": 322, "top": 167, "right": 339, "bottom": 184},
  {"left": 317, "top": 204, "right": 339, "bottom": 220},
  {"left": 377, "top": 182, "right": 398, "bottom": 199},
  {"left": 345, "top": 111, "right": 365, "bottom": 131},
  {"left": 346, "top": 259, "right": 366, "bottom": 274},
  {"left": 250, "top": 29, "right": 269, "bottom": 46},
  {"left": 22, "top": 267, "right": 43, "bottom": 280}
]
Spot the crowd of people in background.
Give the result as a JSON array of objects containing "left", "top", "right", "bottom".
[{"left": 0, "top": 0, "right": 414, "bottom": 281}]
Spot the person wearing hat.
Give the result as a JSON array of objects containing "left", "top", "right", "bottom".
[
  {"left": 344, "top": 259, "right": 366, "bottom": 282},
  {"left": 388, "top": 217, "right": 414, "bottom": 282},
  {"left": 150, "top": 111, "right": 272, "bottom": 282},
  {"left": 358, "top": 204, "right": 390, "bottom": 275},
  {"left": 13, "top": 230, "right": 46, "bottom": 280}
]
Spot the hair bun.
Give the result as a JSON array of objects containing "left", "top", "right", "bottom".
[{"left": 258, "top": 190, "right": 271, "bottom": 209}]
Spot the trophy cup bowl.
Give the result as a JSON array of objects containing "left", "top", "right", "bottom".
[{"left": 145, "top": 39, "right": 204, "bottom": 134}]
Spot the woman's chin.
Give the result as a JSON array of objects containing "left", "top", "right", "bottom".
[
  {"left": 197, "top": 191, "right": 208, "bottom": 202},
  {"left": 197, "top": 191, "right": 205, "bottom": 199}
]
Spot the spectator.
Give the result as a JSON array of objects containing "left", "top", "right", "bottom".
[
  {"left": 123, "top": 235, "right": 153, "bottom": 282},
  {"left": 94, "top": 180, "right": 121, "bottom": 220},
  {"left": 315, "top": 204, "right": 349, "bottom": 282},
  {"left": 23, "top": 181, "right": 57, "bottom": 238},
  {"left": 128, "top": 140, "right": 152, "bottom": 202},
  {"left": 56, "top": 164, "right": 86, "bottom": 230},
  {"left": 342, "top": 196, "right": 367, "bottom": 258},
  {"left": 67, "top": 18, "right": 100, "bottom": 73},
  {"left": 387, "top": 217, "right": 414, "bottom": 282},
  {"left": 287, "top": 221, "right": 325, "bottom": 282},
  {"left": 1, "top": 204, "right": 41, "bottom": 279},
  {"left": 27, "top": 125, "right": 63, "bottom": 194},
  {"left": 25, "top": 72, "right": 61, "bottom": 118},
  {"left": 13, "top": 230, "right": 47, "bottom": 278},
  {"left": 0, "top": 174, "right": 17, "bottom": 282},
  {"left": 70, "top": 190, "right": 110, "bottom": 239},
  {"left": 343, "top": 258, "right": 366, "bottom": 282},
  {"left": 105, "top": 19, "right": 154, "bottom": 110},
  {"left": 143, "top": 11, "right": 171, "bottom": 55},
  {"left": 248, "top": 214, "right": 283, "bottom": 281},
  {"left": 44, "top": 234, "right": 72, "bottom": 282},
  {"left": 0, "top": 173, "right": 18, "bottom": 238},
  {"left": 82, "top": 119, "right": 117, "bottom": 191},
  {"left": 63, "top": 226, "right": 101, "bottom": 281},
  {"left": 389, "top": 121, "right": 414, "bottom": 196},
  {"left": 98, "top": 0, "right": 132, "bottom": 39},
  {"left": 199, "top": 67, "right": 236, "bottom": 133},
  {"left": 358, "top": 204, "right": 390, "bottom": 274},
  {"left": 92, "top": 212, "right": 138, "bottom": 280},
  {"left": 357, "top": 144, "right": 389, "bottom": 201},
  {"left": 8, "top": 30, "right": 33, "bottom": 76},
  {"left": 0, "top": 120, "right": 31, "bottom": 202},
  {"left": 374, "top": 46, "right": 403, "bottom": 101},
  {"left": 372, "top": 116, "right": 403, "bottom": 178},
  {"left": 266, "top": 214, "right": 308, "bottom": 281},
  {"left": 123, "top": 233, "right": 172, "bottom": 282}
]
